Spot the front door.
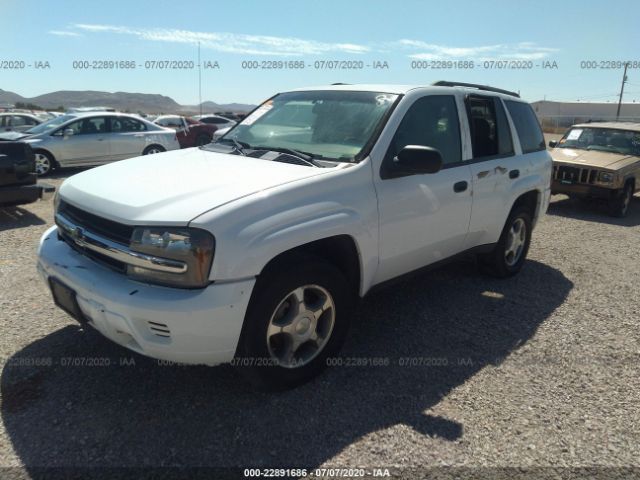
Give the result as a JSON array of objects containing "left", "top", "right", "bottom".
[
  {"left": 374, "top": 94, "right": 473, "bottom": 284},
  {"left": 55, "top": 116, "right": 110, "bottom": 164}
]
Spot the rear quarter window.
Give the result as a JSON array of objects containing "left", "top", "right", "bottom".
[{"left": 505, "top": 101, "right": 545, "bottom": 154}]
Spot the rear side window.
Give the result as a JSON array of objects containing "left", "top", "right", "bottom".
[
  {"left": 112, "top": 117, "right": 147, "bottom": 132},
  {"left": 466, "top": 95, "right": 513, "bottom": 159},
  {"left": 386, "top": 95, "right": 461, "bottom": 166},
  {"left": 505, "top": 101, "right": 545, "bottom": 153}
]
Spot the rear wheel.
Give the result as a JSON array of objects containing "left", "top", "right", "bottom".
[
  {"left": 143, "top": 145, "right": 165, "bottom": 155},
  {"left": 34, "top": 150, "right": 54, "bottom": 176},
  {"left": 608, "top": 182, "right": 633, "bottom": 217},
  {"left": 235, "top": 256, "right": 353, "bottom": 390},
  {"left": 479, "top": 207, "right": 533, "bottom": 278}
]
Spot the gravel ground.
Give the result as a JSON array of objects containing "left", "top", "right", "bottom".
[{"left": 0, "top": 167, "right": 639, "bottom": 479}]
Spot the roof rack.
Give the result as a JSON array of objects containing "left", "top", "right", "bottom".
[
  {"left": 331, "top": 83, "right": 351, "bottom": 85},
  {"left": 432, "top": 81, "right": 520, "bottom": 98}
]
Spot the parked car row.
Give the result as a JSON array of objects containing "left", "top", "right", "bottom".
[{"left": 153, "top": 115, "right": 219, "bottom": 148}]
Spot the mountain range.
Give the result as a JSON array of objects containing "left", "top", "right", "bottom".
[{"left": 0, "top": 89, "right": 256, "bottom": 114}]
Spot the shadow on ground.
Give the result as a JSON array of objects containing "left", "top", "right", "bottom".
[
  {"left": 45, "top": 167, "right": 88, "bottom": 180},
  {"left": 0, "top": 207, "right": 46, "bottom": 231},
  {"left": 547, "top": 194, "right": 640, "bottom": 227},
  {"left": 1, "top": 259, "right": 572, "bottom": 470}
]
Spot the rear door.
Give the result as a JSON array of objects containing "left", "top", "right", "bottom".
[
  {"left": 464, "top": 95, "right": 519, "bottom": 248},
  {"left": 373, "top": 94, "right": 473, "bottom": 283},
  {"left": 109, "top": 116, "right": 150, "bottom": 160}
]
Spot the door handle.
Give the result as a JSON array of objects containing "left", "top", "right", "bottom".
[
  {"left": 97, "top": 138, "right": 104, "bottom": 141},
  {"left": 495, "top": 166, "right": 508, "bottom": 174},
  {"left": 453, "top": 181, "right": 468, "bottom": 193},
  {"left": 509, "top": 169, "right": 520, "bottom": 179},
  {"left": 477, "top": 170, "right": 490, "bottom": 178}
]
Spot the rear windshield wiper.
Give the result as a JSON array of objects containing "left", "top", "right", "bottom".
[{"left": 251, "top": 146, "right": 323, "bottom": 167}]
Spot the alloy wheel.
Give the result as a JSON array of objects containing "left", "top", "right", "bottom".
[
  {"left": 34, "top": 153, "right": 51, "bottom": 175},
  {"left": 266, "top": 284, "right": 336, "bottom": 368},
  {"left": 504, "top": 217, "right": 526, "bottom": 267}
]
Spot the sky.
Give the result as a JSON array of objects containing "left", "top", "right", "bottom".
[{"left": 1, "top": 0, "right": 640, "bottom": 106}]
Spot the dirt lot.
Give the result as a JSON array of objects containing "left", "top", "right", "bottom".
[{"left": 1, "top": 167, "right": 639, "bottom": 478}]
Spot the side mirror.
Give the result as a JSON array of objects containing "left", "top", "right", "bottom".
[
  {"left": 63, "top": 128, "right": 74, "bottom": 137},
  {"left": 548, "top": 140, "right": 558, "bottom": 148},
  {"left": 392, "top": 145, "right": 443, "bottom": 176}
]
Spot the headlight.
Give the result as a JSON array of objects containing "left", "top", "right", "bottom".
[
  {"left": 53, "top": 190, "right": 61, "bottom": 211},
  {"left": 127, "top": 227, "right": 215, "bottom": 288},
  {"left": 598, "top": 171, "right": 614, "bottom": 183}
]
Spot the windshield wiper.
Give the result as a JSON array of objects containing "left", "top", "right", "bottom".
[
  {"left": 215, "top": 137, "right": 250, "bottom": 155},
  {"left": 251, "top": 146, "right": 323, "bottom": 167}
]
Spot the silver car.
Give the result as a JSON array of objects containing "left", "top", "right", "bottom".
[
  {"left": 0, "top": 113, "right": 42, "bottom": 133},
  {"left": 3, "top": 112, "right": 180, "bottom": 175}
]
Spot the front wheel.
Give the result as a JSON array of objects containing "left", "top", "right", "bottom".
[
  {"left": 479, "top": 208, "right": 533, "bottom": 278},
  {"left": 34, "top": 150, "right": 54, "bottom": 176},
  {"left": 235, "top": 256, "right": 353, "bottom": 390},
  {"left": 608, "top": 182, "right": 633, "bottom": 218},
  {"left": 143, "top": 145, "right": 165, "bottom": 155}
]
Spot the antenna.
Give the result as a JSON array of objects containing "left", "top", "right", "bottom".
[{"left": 198, "top": 42, "right": 202, "bottom": 116}]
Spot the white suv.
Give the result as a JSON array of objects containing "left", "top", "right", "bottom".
[{"left": 37, "top": 82, "right": 552, "bottom": 389}]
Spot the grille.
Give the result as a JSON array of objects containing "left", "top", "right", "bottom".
[
  {"left": 147, "top": 321, "right": 171, "bottom": 338},
  {"left": 58, "top": 201, "right": 134, "bottom": 245},
  {"left": 553, "top": 165, "right": 598, "bottom": 185}
]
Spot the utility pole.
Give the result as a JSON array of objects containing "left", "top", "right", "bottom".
[
  {"left": 198, "top": 42, "right": 203, "bottom": 116},
  {"left": 616, "top": 62, "right": 629, "bottom": 120}
]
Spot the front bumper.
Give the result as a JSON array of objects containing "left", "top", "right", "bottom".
[
  {"left": 37, "top": 226, "right": 255, "bottom": 366},
  {"left": 551, "top": 180, "right": 617, "bottom": 199},
  {"left": 0, "top": 182, "right": 55, "bottom": 206}
]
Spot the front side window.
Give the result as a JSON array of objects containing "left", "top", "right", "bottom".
[
  {"left": 504, "top": 101, "right": 545, "bottom": 153},
  {"left": 224, "top": 90, "right": 399, "bottom": 161},
  {"left": 385, "top": 95, "right": 461, "bottom": 167},
  {"left": 64, "top": 117, "right": 107, "bottom": 135}
]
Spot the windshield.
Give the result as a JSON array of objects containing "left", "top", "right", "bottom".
[
  {"left": 222, "top": 90, "right": 399, "bottom": 161},
  {"left": 558, "top": 127, "right": 640, "bottom": 155},
  {"left": 25, "top": 114, "right": 76, "bottom": 135}
]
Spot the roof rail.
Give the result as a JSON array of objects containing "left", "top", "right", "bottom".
[
  {"left": 331, "top": 83, "right": 351, "bottom": 85},
  {"left": 432, "top": 80, "right": 520, "bottom": 98}
]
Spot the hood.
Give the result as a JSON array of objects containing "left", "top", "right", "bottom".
[
  {"left": 0, "top": 131, "right": 30, "bottom": 141},
  {"left": 59, "top": 148, "right": 336, "bottom": 225},
  {"left": 551, "top": 148, "right": 638, "bottom": 170}
]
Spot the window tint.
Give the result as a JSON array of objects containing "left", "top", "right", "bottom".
[
  {"left": 467, "top": 96, "right": 499, "bottom": 158},
  {"left": 11, "top": 116, "right": 27, "bottom": 127},
  {"left": 386, "top": 95, "right": 461, "bottom": 166},
  {"left": 112, "top": 117, "right": 146, "bottom": 132},
  {"left": 64, "top": 117, "right": 106, "bottom": 135},
  {"left": 494, "top": 99, "right": 514, "bottom": 155},
  {"left": 504, "top": 101, "right": 545, "bottom": 153}
]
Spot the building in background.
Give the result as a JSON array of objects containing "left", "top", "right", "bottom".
[{"left": 532, "top": 100, "right": 640, "bottom": 132}]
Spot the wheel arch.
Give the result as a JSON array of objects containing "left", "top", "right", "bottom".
[
  {"left": 257, "top": 235, "right": 363, "bottom": 298},
  {"left": 32, "top": 147, "right": 58, "bottom": 165}
]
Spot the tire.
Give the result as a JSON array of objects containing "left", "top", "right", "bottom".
[
  {"left": 235, "top": 255, "right": 354, "bottom": 390},
  {"left": 143, "top": 145, "right": 165, "bottom": 155},
  {"left": 34, "top": 150, "right": 55, "bottom": 176},
  {"left": 195, "top": 133, "right": 211, "bottom": 146},
  {"left": 479, "top": 207, "right": 533, "bottom": 278},
  {"left": 608, "top": 182, "right": 633, "bottom": 218}
]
